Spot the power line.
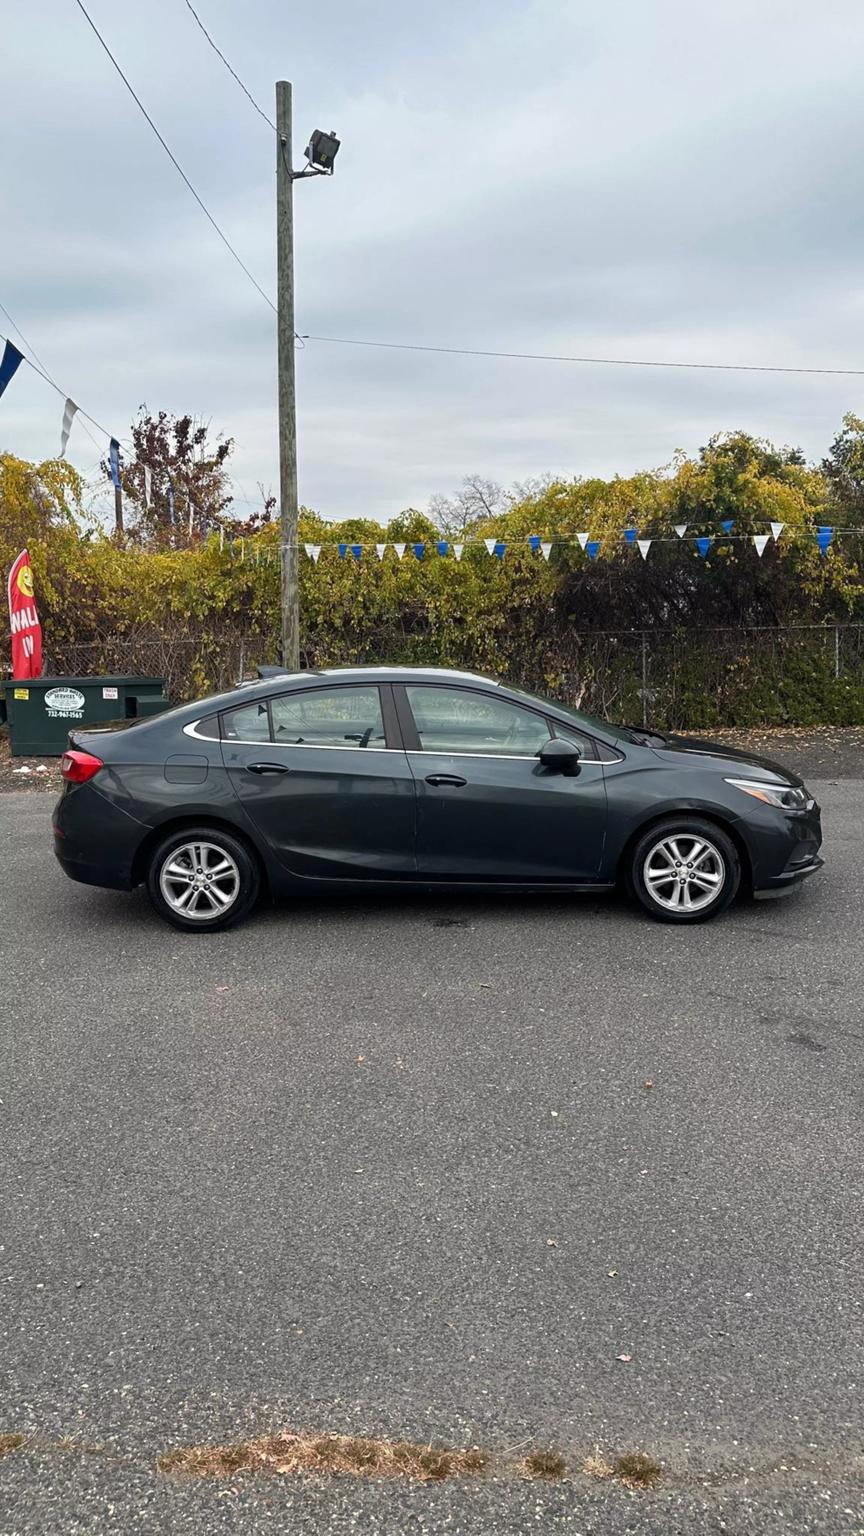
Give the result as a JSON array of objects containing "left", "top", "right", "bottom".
[
  {"left": 0, "top": 301, "right": 60, "bottom": 386},
  {"left": 8, "top": 344, "right": 126, "bottom": 444},
  {"left": 0, "top": 300, "right": 104, "bottom": 452},
  {"left": 182, "top": 0, "right": 276, "bottom": 132},
  {"left": 72, "top": 0, "right": 277, "bottom": 315},
  {"left": 301, "top": 333, "right": 864, "bottom": 379}
]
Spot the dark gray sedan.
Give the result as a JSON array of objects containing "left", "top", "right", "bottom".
[{"left": 52, "top": 665, "right": 823, "bottom": 930}]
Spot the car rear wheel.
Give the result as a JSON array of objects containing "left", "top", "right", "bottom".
[
  {"left": 147, "top": 828, "right": 260, "bottom": 932},
  {"left": 630, "top": 817, "right": 740, "bottom": 924}
]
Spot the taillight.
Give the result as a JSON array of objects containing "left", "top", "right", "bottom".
[{"left": 60, "top": 749, "right": 104, "bottom": 784}]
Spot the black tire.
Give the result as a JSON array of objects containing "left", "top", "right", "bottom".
[
  {"left": 629, "top": 816, "right": 740, "bottom": 924},
  {"left": 146, "top": 826, "right": 261, "bottom": 932}
]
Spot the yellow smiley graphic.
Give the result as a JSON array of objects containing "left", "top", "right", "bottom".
[{"left": 16, "top": 565, "right": 34, "bottom": 599}]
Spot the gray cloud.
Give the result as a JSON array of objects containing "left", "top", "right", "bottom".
[{"left": 2, "top": 0, "right": 863, "bottom": 522}]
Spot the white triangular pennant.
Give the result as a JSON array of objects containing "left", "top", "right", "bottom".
[
  {"left": 304, "top": 543, "right": 321, "bottom": 563},
  {"left": 393, "top": 542, "right": 406, "bottom": 561},
  {"left": 540, "top": 541, "right": 553, "bottom": 561},
  {"left": 576, "top": 532, "right": 589, "bottom": 550},
  {"left": 770, "top": 521, "right": 784, "bottom": 541},
  {"left": 453, "top": 544, "right": 464, "bottom": 561},
  {"left": 143, "top": 465, "right": 152, "bottom": 507},
  {"left": 484, "top": 537, "right": 496, "bottom": 555},
  {"left": 375, "top": 543, "right": 386, "bottom": 560},
  {"left": 674, "top": 524, "right": 687, "bottom": 538},
  {"left": 59, "top": 398, "right": 78, "bottom": 457},
  {"left": 753, "top": 533, "right": 770, "bottom": 557},
  {"left": 637, "top": 539, "right": 652, "bottom": 559}
]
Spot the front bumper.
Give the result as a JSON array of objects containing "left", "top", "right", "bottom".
[{"left": 743, "top": 797, "right": 824, "bottom": 894}]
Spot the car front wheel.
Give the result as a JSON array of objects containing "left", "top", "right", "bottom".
[
  {"left": 147, "top": 828, "right": 260, "bottom": 932},
  {"left": 630, "top": 817, "right": 740, "bottom": 924}
]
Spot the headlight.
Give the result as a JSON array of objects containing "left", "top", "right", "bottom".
[{"left": 725, "top": 778, "right": 811, "bottom": 810}]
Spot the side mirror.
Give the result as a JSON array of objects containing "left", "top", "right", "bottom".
[{"left": 537, "top": 738, "right": 582, "bottom": 776}]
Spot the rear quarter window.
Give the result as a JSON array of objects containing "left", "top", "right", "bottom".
[{"left": 221, "top": 701, "right": 271, "bottom": 742}]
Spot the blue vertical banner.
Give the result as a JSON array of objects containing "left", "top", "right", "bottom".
[
  {"left": 0, "top": 339, "right": 24, "bottom": 400},
  {"left": 109, "top": 438, "right": 121, "bottom": 489}
]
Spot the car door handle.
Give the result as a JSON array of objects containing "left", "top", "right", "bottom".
[
  {"left": 424, "top": 773, "right": 467, "bottom": 787},
  {"left": 246, "top": 761, "right": 292, "bottom": 775}
]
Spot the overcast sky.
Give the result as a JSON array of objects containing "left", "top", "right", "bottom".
[{"left": 3, "top": 0, "right": 864, "bottom": 523}]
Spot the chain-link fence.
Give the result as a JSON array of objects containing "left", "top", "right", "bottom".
[{"left": 40, "top": 624, "right": 864, "bottom": 730}]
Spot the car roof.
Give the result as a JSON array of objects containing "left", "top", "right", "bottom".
[
  {"left": 173, "top": 665, "right": 500, "bottom": 718},
  {"left": 154, "top": 664, "right": 623, "bottom": 749}
]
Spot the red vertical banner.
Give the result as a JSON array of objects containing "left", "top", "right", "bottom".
[{"left": 7, "top": 549, "right": 43, "bottom": 679}]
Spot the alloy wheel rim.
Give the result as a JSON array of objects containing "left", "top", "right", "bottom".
[
  {"left": 159, "top": 840, "right": 241, "bottom": 921},
  {"left": 643, "top": 834, "right": 725, "bottom": 913}
]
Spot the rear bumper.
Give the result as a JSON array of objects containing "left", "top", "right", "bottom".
[{"left": 52, "top": 784, "right": 146, "bottom": 892}]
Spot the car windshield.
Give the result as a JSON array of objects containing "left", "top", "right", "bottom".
[{"left": 504, "top": 684, "right": 649, "bottom": 744}]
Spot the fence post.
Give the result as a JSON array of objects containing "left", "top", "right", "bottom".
[
  {"left": 834, "top": 626, "right": 841, "bottom": 680},
  {"left": 641, "top": 632, "right": 648, "bottom": 725}
]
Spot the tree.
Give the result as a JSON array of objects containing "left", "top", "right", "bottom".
[
  {"left": 822, "top": 412, "right": 864, "bottom": 524},
  {"left": 103, "top": 408, "right": 237, "bottom": 545},
  {"left": 429, "top": 474, "right": 509, "bottom": 535}
]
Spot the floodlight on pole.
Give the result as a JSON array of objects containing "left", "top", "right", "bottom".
[{"left": 303, "top": 128, "right": 340, "bottom": 175}]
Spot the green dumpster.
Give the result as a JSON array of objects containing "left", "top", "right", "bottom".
[{"left": 3, "top": 676, "right": 170, "bottom": 756}]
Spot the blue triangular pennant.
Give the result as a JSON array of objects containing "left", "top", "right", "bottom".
[
  {"left": 413, "top": 542, "right": 425, "bottom": 560},
  {"left": 493, "top": 540, "right": 506, "bottom": 560},
  {"left": 0, "top": 339, "right": 24, "bottom": 400},
  {"left": 351, "top": 544, "right": 362, "bottom": 561},
  {"left": 528, "top": 535, "right": 541, "bottom": 553},
  {"left": 624, "top": 528, "right": 637, "bottom": 544},
  {"left": 816, "top": 526, "right": 833, "bottom": 556},
  {"left": 721, "top": 519, "right": 734, "bottom": 535},
  {"left": 338, "top": 543, "right": 347, "bottom": 558},
  {"left": 586, "top": 540, "right": 600, "bottom": 561},
  {"left": 437, "top": 540, "right": 449, "bottom": 556},
  {"left": 696, "top": 535, "right": 712, "bottom": 558}
]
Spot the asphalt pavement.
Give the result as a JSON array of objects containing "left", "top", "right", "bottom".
[{"left": 1, "top": 784, "right": 862, "bottom": 1534}]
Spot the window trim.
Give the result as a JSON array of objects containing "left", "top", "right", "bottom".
[
  {"left": 215, "top": 681, "right": 401, "bottom": 751},
  {"left": 395, "top": 680, "right": 554, "bottom": 759},
  {"left": 393, "top": 681, "right": 618, "bottom": 763}
]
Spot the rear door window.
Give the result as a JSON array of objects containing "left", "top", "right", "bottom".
[{"left": 270, "top": 685, "right": 386, "bottom": 748}]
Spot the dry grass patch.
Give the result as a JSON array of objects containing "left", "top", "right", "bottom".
[
  {"left": 583, "top": 1453, "right": 614, "bottom": 1480},
  {"left": 521, "top": 1449, "right": 566, "bottom": 1480},
  {"left": 0, "top": 1433, "right": 27, "bottom": 1460},
  {"left": 158, "top": 1431, "right": 489, "bottom": 1482},
  {"left": 613, "top": 1451, "right": 663, "bottom": 1489}
]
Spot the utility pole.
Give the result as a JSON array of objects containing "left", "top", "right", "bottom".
[
  {"left": 276, "top": 80, "right": 299, "bottom": 671},
  {"left": 113, "top": 482, "right": 124, "bottom": 535},
  {"left": 275, "top": 89, "right": 339, "bottom": 670}
]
